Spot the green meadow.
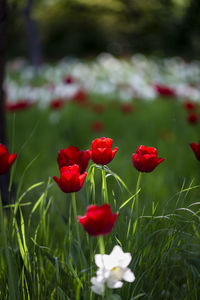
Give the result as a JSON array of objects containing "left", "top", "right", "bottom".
[{"left": 1, "top": 96, "right": 200, "bottom": 299}]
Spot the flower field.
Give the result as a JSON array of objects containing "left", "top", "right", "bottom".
[{"left": 1, "top": 55, "right": 200, "bottom": 299}]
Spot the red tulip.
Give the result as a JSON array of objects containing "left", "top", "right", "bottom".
[
  {"left": 5, "top": 100, "right": 34, "bottom": 112},
  {"left": 50, "top": 98, "right": 64, "bottom": 110},
  {"left": 132, "top": 145, "right": 164, "bottom": 173},
  {"left": 0, "top": 144, "right": 17, "bottom": 174},
  {"left": 53, "top": 165, "right": 87, "bottom": 193},
  {"left": 190, "top": 141, "right": 200, "bottom": 161},
  {"left": 88, "top": 137, "right": 118, "bottom": 165},
  {"left": 154, "top": 84, "right": 176, "bottom": 97},
  {"left": 187, "top": 113, "right": 198, "bottom": 125},
  {"left": 63, "top": 75, "right": 76, "bottom": 84},
  {"left": 183, "top": 100, "right": 196, "bottom": 111},
  {"left": 73, "top": 89, "right": 88, "bottom": 106},
  {"left": 91, "top": 121, "right": 104, "bottom": 132},
  {"left": 77, "top": 204, "right": 118, "bottom": 236},
  {"left": 121, "top": 103, "right": 133, "bottom": 114},
  {"left": 57, "top": 146, "right": 90, "bottom": 174}
]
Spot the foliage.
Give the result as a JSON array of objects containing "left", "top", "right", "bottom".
[{"left": 6, "top": 0, "right": 200, "bottom": 60}]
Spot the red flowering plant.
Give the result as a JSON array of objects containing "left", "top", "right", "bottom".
[
  {"left": 53, "top": 165, "right": 87, "bottom": 193},
  {"left": 187, "top": 113, "right": 198, "bottom": 125},
  {"left": 87, "top": 137, "right": 118, "bottom": 203},
  {"left": 54, "top": 146, "right": 90, "bottom": 243},
  {"left": 57, "top": 146, "right": 90, "bottom": 174},
  {"left": 131, "top": 145, "right": 165, "bottom": 230},
  {"left": 50, "top": 98, "right": 65, "bottom": 110},
  {"left": 91, "top": 121, "right": 104, "bottom": 133},
  {"left": 73, "top": 89, "right": 89, "bottom": 106},
  {"left": 120, "top": 103, "right": 133, "bottom": 114},
  {"left": 5, "top": 100, "right": 35, "bottom": 112},
  {"left": 154, "top": 83, "right": 176, "bottom": 98},
  {"left": 182, "top": 99, "right": 198, "bottom": 125},
  {"left": 190, "top": 141, "right": 200, "bottom": 161},
  {"left": 53, "top": 164, "right": 87, "bottom": 243},
  {"left": 78, "top": 204, "right": 118, "bottom": 236},
  {"left": 63, "top": 75, "right": 76, "bottom": 84},
  {"left": 183, "top": 100, "right": 197, "bottom": 111},
  {"left": 132, "top": 145, "right": 164, "bottom": 173},
  {"left": 88, "top": 137, "right": 118, "bottom": 165},
  {"left": 0, "top": 144, "right": 17, "bottom": 175},
  {"left": 78, "top": 204, "right": 118, "bottom": 254}
]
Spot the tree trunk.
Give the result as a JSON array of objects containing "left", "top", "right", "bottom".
[
  {"left": 0, "top": 0, "right": 10, "bottom": 205},
  {"left": 23, "top": 0, "right": 42, "bottom": 67}
]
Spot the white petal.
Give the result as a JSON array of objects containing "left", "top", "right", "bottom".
[
  {"left": 103, "top": 254, "right": 117, "bottom": 270},
  {"left": 95, "top": 254, "right": 106, "bottom": 268},
  {"left": 91, "top": 276, "right": 104, "bottom": 285},
  {"left": 107, "top": 279, "right": 123, "bottom": 289},
  {"left": 110, "top": 246, "right": 132, "bottom": 268},
  {"left": 91, "top": 284, "right": 105, "bottom": 295},
  {"left": 97, "top": 268, "right": 110, "bottom": 280},
  {"left": 119, "top": 253, "right": 132, "bottom": 268},
  {"left": 123, "top": 269, "right": 135, "bottom": 282},
  {"left": 95, "top": 254, "right": 114, "bottom": 269},
  {"left": 110, "top": 245, "right": 124, "bottom": 258},
  {"left": 91, "top": 276, "right": 105, "bottom": 295}
]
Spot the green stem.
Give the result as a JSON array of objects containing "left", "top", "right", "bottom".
[
  {"left": 98, "top": 235, "right": 105, "bottom": 254},
  {"left": 135, "top": 172, "right": 142, "bottom": 221},
  {"left": 102, "top": 166, "right": 108, "bottom": 203},
  {"left": 71, "top": 192, "right": 80, "bottom": 244},
  {"left": 104, "top": 286, "right": 113, "bottom": 299},
  {"left": 131, "top": 172, "right": 142, "bottom": 239}
]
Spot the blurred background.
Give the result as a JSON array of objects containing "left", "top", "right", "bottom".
[
  {"left": 6, "top": 0, "right": 200, "bottom": 64},
  {"left": 1, "top": 0, "right": 200, "bottom": 203}
]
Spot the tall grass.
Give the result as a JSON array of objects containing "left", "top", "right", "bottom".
[{"left": 1, "top": 98, "right": 200, "bottom": 299}]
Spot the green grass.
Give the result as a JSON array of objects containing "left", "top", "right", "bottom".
[{"left": 1, "top": 97, "right": 200, "bottom": 299}]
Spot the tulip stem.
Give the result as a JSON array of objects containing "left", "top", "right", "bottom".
[
  {"left": 131, "top": 172, "right": 142, "bottom": 239},
  {"left": 71, "top": 192, "right": 80, "bottom": 245},
  {"left": 102, "top": 166, "right": 108, "bottom": 203},
  {"left": 135, "top": 172, "right": 142, "bottom": 220},
  {"left": 98, "top": 235, "right": 105, "bottom": 254}
]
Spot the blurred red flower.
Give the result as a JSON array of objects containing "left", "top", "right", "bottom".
[
  {"left": 0, "top": 144, "right": 17, "bottom": 174},
  {"left": 53, "top": 165, "right": 87, "bottom": 193},
  {"left": 91, "top": 121, "right": 104, "bottom": 132},
  {"left": 132, "top": 145, "right": 164, "bottom": 172},
  {"left": 5, "top": 100, "right": 34, "bottom": 112},
  {"left": 57, "top": 146, "right": 90, "bottom": 174},
  {"left": 190, "top": 141, "right": 200, "bottom": 161},
  {"left": 73, "top": 89, "right": 89, "bottom": 106},
  {"left": 183, "top": 100, "right": 197, "bottom": 111},
  {"left": 154, "top": 84, "right": 176, "bottom": 97},
  {"left": 187, "top": 113, "right": 198, "bottom": 125},
  {"left": 121, "top": 103, "right": 133, "bottom": 114},
  {"left": 88, "top": 137, "right": 118, "bottom": 165},
  {"left": 63, "top": 75, "right": 76, "bottom": 84},
  {"left": 78, "top": 204, "right": 118, "bottom": 236},
  {"left": 50, "top": 98, "right": 64, "bottom": 110}
]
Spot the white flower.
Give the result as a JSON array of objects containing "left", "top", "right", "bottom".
[
  {"left": 91, "top": 245, "right": 135, "bottom": 295},
  {"left": 91, "top": 276, "right": 105, "bottom": 295}
]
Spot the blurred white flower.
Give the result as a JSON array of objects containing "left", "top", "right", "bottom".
[
  {"left": 91, "top": 277, "right": 105, "bottom": 295},
  {"left": 6, "top": 54, "right": 200, "bottom": 105},
  {"left": 91, "top": 245, "right": 135, "bottom": 295}
]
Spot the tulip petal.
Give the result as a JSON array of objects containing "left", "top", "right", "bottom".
[{"left": 8, "top": 153, "right": 17, "bottom": 166}]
